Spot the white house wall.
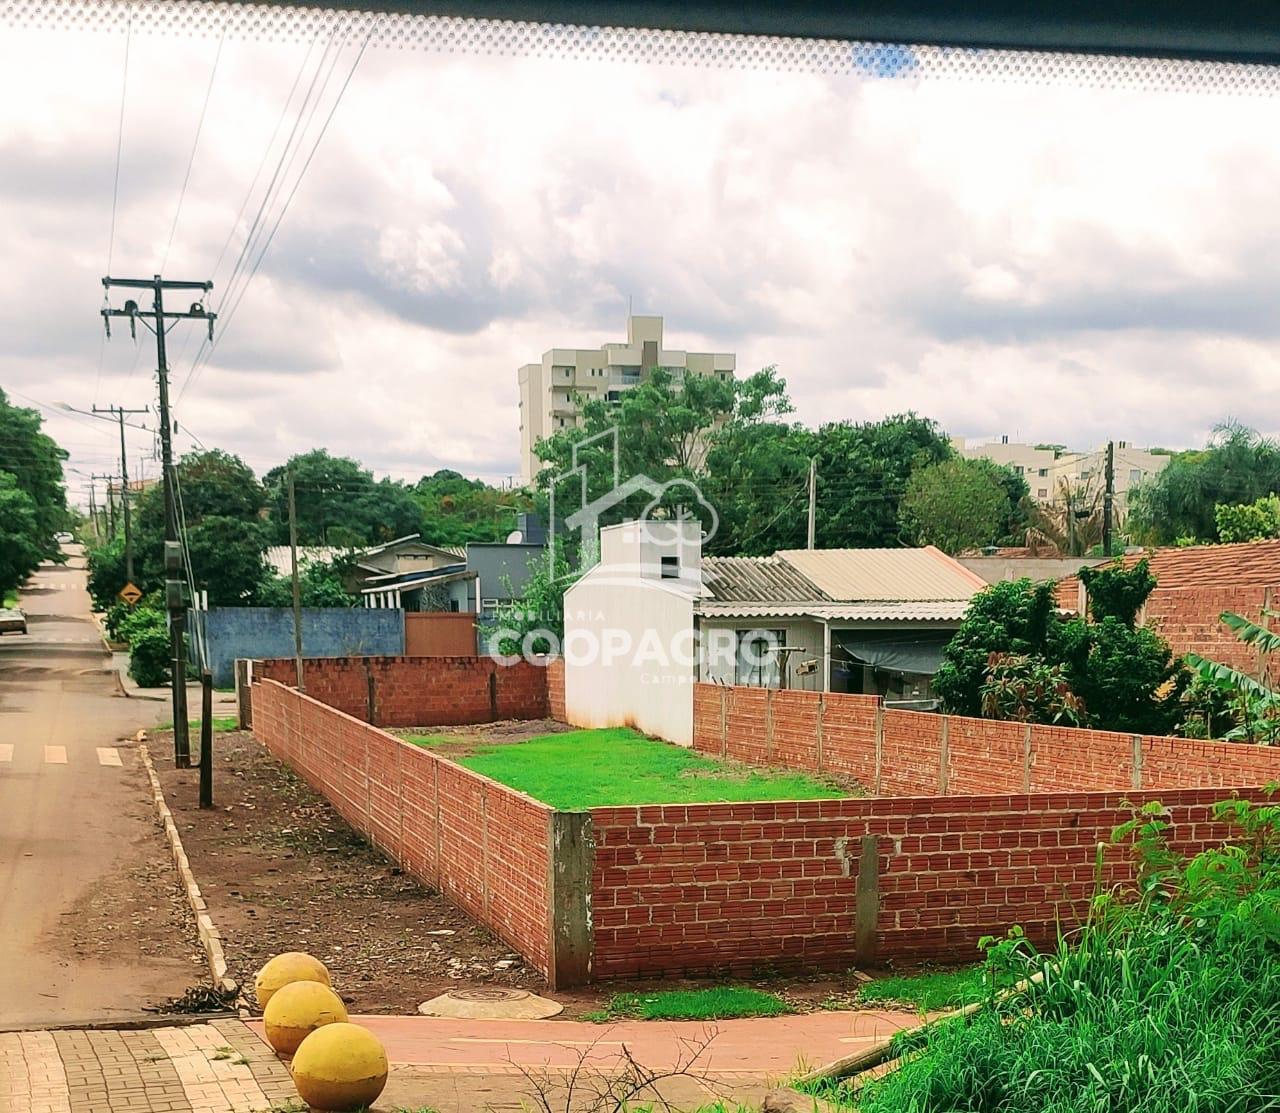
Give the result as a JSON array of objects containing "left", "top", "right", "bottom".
[{"left": 562, "top": 571, "right": 696, "bottom": 745}]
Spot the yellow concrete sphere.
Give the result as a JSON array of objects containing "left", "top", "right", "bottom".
[
  {"left": 254, "top": 951, "right": 331, "bottom": 1010},
  {"left": 263, "top": 980, "right": 349, "bottom": 1056},
  {"left": 290, "top": 1023, "right": 388, "bottom": 1112}
]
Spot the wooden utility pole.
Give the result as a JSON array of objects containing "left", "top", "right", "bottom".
[
  {"left": 288, "top": 471, "right": 305, "bottom": 691},
  {"left": 807, "top": 456, "right": 818, "bottom": 549},
  {"left": 1102, "top": 440, "right": 1115, "bottom": 557},
  {"left": 102, "top": 275, "right": 215, "bottom": 769},
  {"left": 94, "top": 404, "right": 148, "bottom": 583}
]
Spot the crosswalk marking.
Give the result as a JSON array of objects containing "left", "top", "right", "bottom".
[
  {"left": 96, "top": 747, "right": 122, "bottom": 767},
  {"left": 43, "top": 746, "right": 67, "bottom": 764},
  {"left": 0, "top": 745, "right": 11, "bottom": 763},
  {"left": 0, "top": 745, "right": 126, "bottom": 768}
]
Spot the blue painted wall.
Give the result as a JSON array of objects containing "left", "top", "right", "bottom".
[{"left": 193, "top": 607, "right": 404, "bottom": 687}]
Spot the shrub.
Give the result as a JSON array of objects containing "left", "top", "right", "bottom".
[{"left": 126, "top": 610, "right": 171, "bottom": 688}]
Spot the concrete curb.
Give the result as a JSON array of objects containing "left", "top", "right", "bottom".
[{"left": 137, "top": 732, "right": 240, "bottom": 1005}]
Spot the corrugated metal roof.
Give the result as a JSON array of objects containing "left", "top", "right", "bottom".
[
  {"left": 698, "top": 601, "right": 970, "bottom": 622},
  {"left": 701, "top": 556, "right": 829, "bottom": 603},
  {"left": 263, "top": 546, "right": 343, "bottom": 577},
  {"left": 775, "top": 547, "right": 987, "bottom": 602}
]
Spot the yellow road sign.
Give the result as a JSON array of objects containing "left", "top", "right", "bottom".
[{"left": 118, "top": 582, "right": 143, "bottom": 606}]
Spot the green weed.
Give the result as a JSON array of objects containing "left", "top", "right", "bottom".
[
  {"left": 803, "top": 792, "right": 1280, "bottom": 1113},
  {"left": 588, "top": 985, "right": 792, "bottom": 1022}
]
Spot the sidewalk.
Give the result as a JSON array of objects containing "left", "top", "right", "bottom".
[
  {"left": 110, "top": 648, "right": 238, "bottom": 715},
  {"left": 3, "top": 1010, "right": 913, "bottom": 1111},
  {"left": 0, "top": 1020, "right": 296, "bottom": 1113}
]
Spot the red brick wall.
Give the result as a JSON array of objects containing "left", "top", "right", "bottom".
[
  {"left": 1145, "top": 585, "right": 1279, "bottom": 677},
  {"left": 590, "top": 787, "right": 1263, "bottom": 978},
  {"left": 546, "top": 657, "right": 566, "bottom": 722},
  {"left": 252, "top": 679, "right": 553, "bottom": 977},
  {"left": 254, "top": 656, "right": 549, "bottom": 727},
  {"left": 693, "top": 683, "right": 1280, "bottom": 796}
]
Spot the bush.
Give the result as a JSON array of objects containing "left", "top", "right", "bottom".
[{"left": 125, "top": 610, "right": 171, "bottom": 688}]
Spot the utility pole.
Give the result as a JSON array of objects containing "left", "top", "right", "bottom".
[
  {"left": 92, "top": 474, "right": 118, "bottom": 539},
  {"left": 94, "top": 404, "right": 148, "bottom": 584},
  {"left": 102, "top": 275, "right": 215, "bottom": 770},
  {"left": 807, "top": 456, "right": 818, "bottom": 550},
  {"left": 87, "top": 481, "right": 99, "bottom": 543},
  {"left": 287, "top": 471, "right": 305, "bottom": 691},
  {"left": 1102, "top": 440, "right": 1115, "bottom": 557}
]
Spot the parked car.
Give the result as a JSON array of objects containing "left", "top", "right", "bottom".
[
  {"left": 54, "top": 531, "right": 73, "bottom": 544},
  {"left": 0, "top": 608, "right": 28, "bottom": 635}
]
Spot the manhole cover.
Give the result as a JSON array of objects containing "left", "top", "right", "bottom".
[
  {"left": 419, "top": 987, "right": 562, "bottom": 1020},
  {"left": 447, "top": 988, "right": 530, "bottom": 1003}
]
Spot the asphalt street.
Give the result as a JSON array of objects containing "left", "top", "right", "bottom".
[{"left": 0, "top": 548, "right": 193, "bottom": 1028}]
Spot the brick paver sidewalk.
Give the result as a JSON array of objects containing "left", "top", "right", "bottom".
[{"left": 0, "top": 1019, "right": 297, "bottom": 1113}]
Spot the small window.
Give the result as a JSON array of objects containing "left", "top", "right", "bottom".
[
  {"left": 1014, "top": 465, "right": 1024, "bottom": 475},
  {"left": 449, "top": 599, "right": 459, "bottom": 612},
  {"left": 1038, "top": 488, "right": 1048, "bottom": 498},
  {"left": 660, "top": 556, "right": 679, "bottom": 579},
  {"left": 1038, "top": 467, "right": 1048, "bottom": 477},
  {"left": 1129, "top": 469, "right": 1142, "bottom": 485}
]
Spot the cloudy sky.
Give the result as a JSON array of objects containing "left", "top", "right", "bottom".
[{"left": 3, "top": 14, "right": 1280, "bottom": 505}]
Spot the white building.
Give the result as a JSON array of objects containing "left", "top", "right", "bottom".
[
  {"left": 517, "top": 315, "right": 736, "bottom": 483},
  {"left": 958, "top": 436, "right": 1170, "bottom": 510}
]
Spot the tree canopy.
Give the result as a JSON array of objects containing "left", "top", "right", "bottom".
[
  {"left": 0, "top": 389, "right": 69, "bottom": 596},
  {"left": 1129, "top": 422, "right": 1280, "bottom": 544},
  {"left": 934, "top": 561, "right": 1187, "bottom": 734},
  {"left": 899, "top": 456, "right": 1025, "bottom": 554}
]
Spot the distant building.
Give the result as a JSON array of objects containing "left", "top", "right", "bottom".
[
  {"left": 517, "top": 314, "right": 736, "bottom": 483},
  {"left": 956, "top": 436, "right": 1169, "bottom": 510}
]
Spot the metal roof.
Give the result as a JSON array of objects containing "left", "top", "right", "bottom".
[
  {"left": 775, "top": 547, "right": 988, "bottom": 602},
  {"left": 698, "top": 601, "right": 969, "bottom": 622},
  {"left": 263, "top": 546, "right": 344, "bottom": 577},
  {"left": 701, "top": 556, "right": 829, "bottom": 604}
]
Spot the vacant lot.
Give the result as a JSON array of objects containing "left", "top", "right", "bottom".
[{"left": 402, "top": 725, "right": 850, "bottom": 809}]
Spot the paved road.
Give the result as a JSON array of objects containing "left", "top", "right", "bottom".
[{"left": 0, "top": 548, "right": 192, "bottom": 1029}]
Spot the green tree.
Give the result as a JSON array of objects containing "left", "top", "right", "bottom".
[
  {"left": 811, "top": 414, "right": 952, "bottom": 548},
  {"left": 934, "top": 579, "right": 1059, "bottom": 717},
  {"left": 254, "top": 560, "right": 355, "bottom": 607},
  {"left": 413, "top": 469, "right": 530, "bottom": 546},
  {"left": 699, "top": 367, "right": 813, "bottom": 555},
  {"left": 110, "top": 449, "right": 270, "bottom": 604},
  {"left": 0, "top": 471, "right": 44, "bottom": 598},
  {"left": 899, "top": 457, "right": 1014, "bottom": 554},
  {"left": 1129, "top": 421, "right": 1280, "bottom": 544},
  {"left": 936, "top": 562, "right": 1187, "bottom": 734},
  {"left": 263, "top": 450, "right": 422, "bottom": 546},
  {"left": 0, "top": 389, "right": 69, "bottom": 561},
  {"left": 1214, "top": 495, "right": 1280, "bottom": 543}
]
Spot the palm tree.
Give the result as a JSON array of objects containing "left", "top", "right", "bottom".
[{"left": 1026, "top": 475, "right": 1108, "bottom": 558}]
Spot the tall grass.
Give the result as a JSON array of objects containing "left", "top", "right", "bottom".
[{"left": 810, "top": 794, "right": 1280, "bottom": 1113}]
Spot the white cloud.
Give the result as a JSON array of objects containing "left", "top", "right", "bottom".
[{"left": 2, "top": 24, "right": 1280, "bottom": 507}]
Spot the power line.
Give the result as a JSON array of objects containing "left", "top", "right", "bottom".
[
  {"left": 97, "top": 5, "right": 133, "bottom": 403},
  {"left": 176, "top": 29, "right": 338, "bottom": 399},
  {"left": 184, "top": 20, "right": 375, "bottom": 399},
  {"left": 160, "top": 20, "right": 228, "bottom": 273}
]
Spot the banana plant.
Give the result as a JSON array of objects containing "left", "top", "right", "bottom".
[{"left": 1185, "top": 610, "right": 1280, "bottom": 743}]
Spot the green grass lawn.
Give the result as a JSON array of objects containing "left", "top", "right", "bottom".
[
  {"left": 585, "top": 986, "right": 792, "bottom": 1023},
  {"left": 2, "top": 590, "right": 17, "bottom": 609},
  {"left": 857, "top": 966, "right": 995, "bottom": 1012},
  {"left": 406, "top": 727, "right": 846, "bottom": 809},
  {"left": 159, "top": 716, "right": 240, "bottom": 734}
]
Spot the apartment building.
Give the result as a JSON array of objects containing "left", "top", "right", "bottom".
[
  {"left": 957, "top": 436, "right": 1170, "bottom": 510},
  {"left": 517, "top": 315, "right": 736, "bottom": 482}
]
